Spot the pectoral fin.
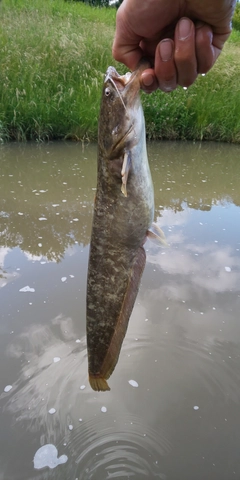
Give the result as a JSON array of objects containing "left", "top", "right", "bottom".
[
  {"left": 147, "top": 223, "right": 168, "bottom": 247},
  {"left": 121, "top": 151, "right": 131, "bottom": 197}
]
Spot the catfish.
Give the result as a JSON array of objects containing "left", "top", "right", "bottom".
[{"left": 86, "top": 62, "right": 167, "bottom": 391}]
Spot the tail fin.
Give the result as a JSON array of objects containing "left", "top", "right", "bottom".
[{"left": 89, "top": 375, "right": 110, "bottom": 392}]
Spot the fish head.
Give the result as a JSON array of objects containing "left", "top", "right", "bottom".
[{"left": 98, "top": 62, "right": 149, "bottom": 159}]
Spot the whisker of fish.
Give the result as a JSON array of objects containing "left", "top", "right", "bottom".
[{"left": 108, "top": 77, "right": 128, "bottom": 115}]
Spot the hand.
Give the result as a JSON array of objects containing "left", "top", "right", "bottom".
[{"left": 112, "top": 0, "right": 236, "bottom": 92}]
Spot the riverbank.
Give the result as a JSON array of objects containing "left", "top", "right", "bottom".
[{"left": 1, "top": 0, "right": 240, "bottom": 143}]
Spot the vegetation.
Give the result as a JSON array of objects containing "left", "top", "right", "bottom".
[
  {"left": 233, "top": 2, "right": 240, "bottom": 31},
  {"left": 0, "top": 0, "right": 240, "bottom": 143}
]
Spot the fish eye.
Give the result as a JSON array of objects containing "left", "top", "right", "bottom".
[{"left": 105, "top": 87, "right": 111, "bottom": 97}]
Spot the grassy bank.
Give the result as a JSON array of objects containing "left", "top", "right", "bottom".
[{"left": 0, "top": 0, "right": 240, "bottom": 143}]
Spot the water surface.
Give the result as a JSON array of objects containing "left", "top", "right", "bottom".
[{"left": 0, "top": 141, "right": 240, "bottom": 480}]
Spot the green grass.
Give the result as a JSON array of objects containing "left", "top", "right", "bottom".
[
  {"left": 0, "top": 0, "right": 240, "bottom": 143},
  {"left": 0, "top": 0, "right": 118, "bottom": 141}
]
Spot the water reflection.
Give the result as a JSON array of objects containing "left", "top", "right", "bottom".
[
  {"left": 0, "top": 141, "right": 240, "bottom": 480},
  {"left": 1, "top": 141, "right": 240, "bottom": 262}
]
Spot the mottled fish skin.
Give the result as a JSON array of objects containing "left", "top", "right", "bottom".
[{"left": 87, "top": 62, "right": 154, "bottom": 391}]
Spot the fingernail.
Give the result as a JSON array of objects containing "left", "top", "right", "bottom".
[
  {"left": 141, "top": 72, "right": 154, "bottom": 87},
  {"left": 159, "top": 40, "right": 173, "bottom": 62},
  {"left": 178, "top": 18, "right": 192, "bottom": 40}
]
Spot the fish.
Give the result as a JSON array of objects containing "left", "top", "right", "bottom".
[{"left": 86, "top": 61, "right": 167, "bottom": 392}]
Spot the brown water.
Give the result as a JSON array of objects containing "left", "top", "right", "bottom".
[{"left": 0, "top": 141, "right": 240, "bottom": 480}]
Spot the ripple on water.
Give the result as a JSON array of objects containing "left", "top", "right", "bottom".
[
  {"left": 61, "top": 413, "right": 171, "bottom": 479},
  {"left": 172, "top": 337, "right": 240, "bottom": 403}
]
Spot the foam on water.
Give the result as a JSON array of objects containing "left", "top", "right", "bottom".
[
  {"left": 128, "top": 379, "right": 139, "bottom": 388},
  {"left": 4, "top": 385, "right": 12, "bottom": 393},
  {"left": 33, "top": 444, "right": 68, "bottom": 470},
  {"left": 19, "top": 286, "right": 35, "bottom": 293},
  {"left": 48, "top": 408, "right": 56, "bottom": 414}
]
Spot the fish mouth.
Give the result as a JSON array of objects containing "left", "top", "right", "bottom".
[{"left": 105, "top": 59, "right": 151, "bottom": 91}]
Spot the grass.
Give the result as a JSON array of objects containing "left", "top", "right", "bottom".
[{"left": 0, "top": 0, "right": 240, "bottom": 143}]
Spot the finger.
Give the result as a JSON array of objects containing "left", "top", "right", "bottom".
[
  {"left": 112, "top": 9, "right": 143, "bottom": 70},
  {"left": 174, "top": 18, "right": 198, "bottom": 88},
  {"left": 155, "top": 39, "right": 177, "bottom": 92},
  {"left": 195, "top": 21, "right": 231, "bottom": 74},
  {"left": 140, "top": 39, "right": 177, "bottom": 93},
  {"left": 140, "top": 69, "right": 159, "bottom": 93},
  {"left": 195, "top": 23, "right": 215, "bottom": 73}
]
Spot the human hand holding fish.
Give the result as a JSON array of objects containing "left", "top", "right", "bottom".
[{"left": 112, "top": 0, "right": 236, "bottom": 93}]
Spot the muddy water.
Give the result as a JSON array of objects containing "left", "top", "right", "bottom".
[{"left": 0, "top": 141, "right": 240, "bottom": 480}]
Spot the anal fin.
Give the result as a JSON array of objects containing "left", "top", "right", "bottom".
[
  {"left": 148, "top": 222, "right": 168, "bottom": 247},
  {"left": 96, "top": 246, "right": 146, "bottom": 389}
]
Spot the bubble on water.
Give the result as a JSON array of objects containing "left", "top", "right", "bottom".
[
  {"left": 76, "top": 339, "right": 81, "bottom": 343},
  {"left": 19, "top": 286, "right": 35, "bottom": 293},
  {"left": 52, "top": 204, "right": 59, "bottom": 207},
  {"left": 225, "top": 266, "right": 231, "bottom": 272},
  {"left": 18, "top": 212, "right": 23, "bottom": 216},
  {"left": 69, "top": 424, "right": 73, "bottom": 431},
  {"left": 80, "top": 385, "right": 86, "bottom": 390},
  {"left": 128, "top": 380, "right": 139, "bottom": 388},
  {"left": 4, "top": 385, "right": 12, "bottom": 393},
  {"left": 73, "top": 218, "right": 79, "bottom": 222},
  {"left": 101, "top": 406, "right": 107, "bottom": 413},
  {"left": 33, "top": 444, "right": 68, "bottom": 469},
  {"left": 39, "top": 217, "right": 47, "bottom": 221},
  {"left": 48, "top": 408, "right": 56, "bottom": 415},
  {"left": 69, "top": 275, "right": 75, "bottom": 278},
  {"left": 53, "top": 357, "right": 60, "bottom": 363},
  {"left": 38, "top": 243, "right": 42, "bottom": 247},
  {"left": 61, "top": 277, "right": 67, "bottom": 282},
  {"left": 193, "top": 406, "right": 199, "bottom": 410}
]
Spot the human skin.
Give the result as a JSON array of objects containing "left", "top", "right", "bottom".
[{"left": 112, "top": 0, "right": 236, "bottom": 92}]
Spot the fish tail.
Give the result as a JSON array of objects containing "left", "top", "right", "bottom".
[{"left": 89, "top": 375, "right": 110, "bottom": 392}]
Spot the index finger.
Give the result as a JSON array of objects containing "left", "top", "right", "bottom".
[{"left": 112, "top": 13, "right": 144, "bottom": 70}]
